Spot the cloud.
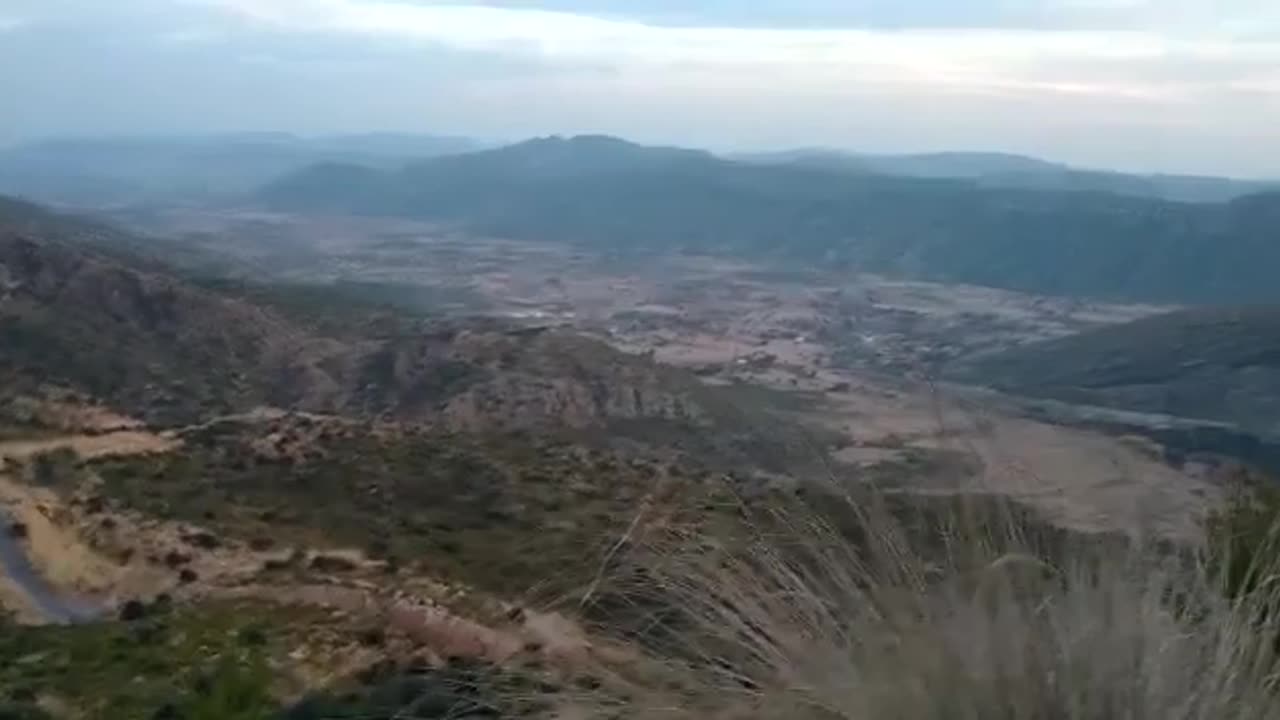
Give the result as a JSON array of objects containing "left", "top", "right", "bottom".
[
  {"left": 157, "top": 27, "right": 226, "bottom": 46},
  {"left": 190, "top": 0, "right": 1280, "bottom": 104},
  {"left": 0, "top": 0, "right": 1278, "bottom": 176},
  {"left": 273, "top": 0, "right": 1279, "bottom": 33}
]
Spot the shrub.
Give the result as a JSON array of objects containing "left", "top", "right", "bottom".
[
  {"left": 309, "top": 555, "right": 358, "bottom": 573},
  {"left": 28, "top": 448, "right": 80, "bottom": 488},
  {"left": 176, "top": 656, "right": 274, "bottom": 720},
  {"left": 0, "top": 702, "right": 54, "bottom": 720}
]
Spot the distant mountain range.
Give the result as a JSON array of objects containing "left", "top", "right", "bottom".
[
  {"left": 7, "top": 132, "right": 1280, "bottom": 304},
  {"left": 5, "top": 132, "right": 1275, "bottom": 208},
  {"left": 0, "top": 133, "right": 479, "bottom": 205},
  {"left": 735, "top": 149, "right": 1066, "bottom": 177},
  {"left": 735, "top": 149, "right": 1277, "bottom": 203},
  {"left": 261, "top": 134, "right": 1280, "bottom": 305}
]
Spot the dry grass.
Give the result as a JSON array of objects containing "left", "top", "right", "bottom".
[{"left": 554, "top": 486, "right": 1280, "bottom": 720}]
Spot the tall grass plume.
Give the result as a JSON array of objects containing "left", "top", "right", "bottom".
[{"left": 559, "top": 481, "right": 1280, "bottom": 720}]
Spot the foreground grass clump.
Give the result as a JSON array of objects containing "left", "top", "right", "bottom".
[
  {"left": 559, "top": 486, "right": 1280, "bottom": 720},
  {"left": 1204, "top": 473, "right": 1280, "bottom": 604}
]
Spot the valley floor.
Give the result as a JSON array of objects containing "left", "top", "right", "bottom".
[{"left": 120, "top": 209, "right": 1219, "bottom": 538}]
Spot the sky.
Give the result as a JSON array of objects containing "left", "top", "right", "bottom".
[{"left": 1, "top": 0, "right": 1279, "bottom": 177}]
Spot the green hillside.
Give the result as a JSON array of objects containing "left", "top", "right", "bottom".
[{"left": 951, "top": 306, "right": 1280, "bottom": 435}]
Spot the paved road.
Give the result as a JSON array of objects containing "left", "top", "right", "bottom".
[{"left": 0, "top": 433, "right": 146, "bottom": 625}]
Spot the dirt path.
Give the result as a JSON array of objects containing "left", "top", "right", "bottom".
[
  {"left": 0, "top": 428, "right": 178, "bottom": 623},
  {"left": 0, "top": 506, "right": 98, "bottom": 624},
  {"left": 0, "top": 431, "right": 177, "bottom": 464}
]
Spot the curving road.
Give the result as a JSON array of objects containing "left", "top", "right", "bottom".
[
  {"left": 0, "top": 433, "right": 153, "bottom": 625},
  {"left": 0, "top": 509, "right": 98, "bottom": 623}
]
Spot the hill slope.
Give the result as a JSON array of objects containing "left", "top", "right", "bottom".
[
  {"left": 951, "top": 306, "right": 1280, "bottom": 435},
  {"left": 0, "top": 202, "right": 326, "bottom": 422},
  {"left": 260, "top": 136, "right": 1280, "bottom": 305},
  {"left": 0, "top": 197, "right": 811, "bottom": 466}
]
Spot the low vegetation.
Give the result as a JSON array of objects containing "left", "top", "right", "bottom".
[
  {"left": 953, "top": 305, "right": 1280, "bottom": 435},
  {"left": 558, "top": 481, "right": 1280, "bottom": 719},
  {"left": 0, "top": 396, "right": 54, "bottom": 442},
  {"left": 0, "top": 599, "right": 552, "bottom": 719},
  {"left": 0, "top": 601, "right": 308, "bottom": 719},
  {"left": 17, "top": 413, "right": 1280, "bottom": 719},
  {"left": 88, "top": 419, "right": 727, "bottom": 596}
]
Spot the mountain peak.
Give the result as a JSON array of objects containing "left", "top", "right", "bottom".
[{"left": 426, "top": 134, "right": 715, "bottom": 177}]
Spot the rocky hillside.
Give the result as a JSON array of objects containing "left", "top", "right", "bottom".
[
  {"left": 0, "top": 211, "right": 316, "bottom": 423},
  {"left": 0, "top": 198, "right": 807, "bottom": 466}
]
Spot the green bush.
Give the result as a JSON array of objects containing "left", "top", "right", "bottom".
[
  {"left": 28, "top": 448, "right": 80, "bottom": 488},
  {"left": 0, "top": 703, "right": 54, "bottom": 720},
  {"left": 179, "top": 656, "right": 274, "bottom": 720}
]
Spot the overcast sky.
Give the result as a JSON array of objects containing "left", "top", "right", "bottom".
[{"left": 2, "top": 0, "right": 1278, "bottom": 177}]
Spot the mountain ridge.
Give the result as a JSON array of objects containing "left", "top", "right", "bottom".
[
  {"left": 734, "top": 147, "right": 1278, "bottom": 202},
  {"left": 259, "top": 135, "right": 1280, "bottom": 305}
]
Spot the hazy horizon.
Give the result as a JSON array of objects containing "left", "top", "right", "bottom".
[
  {"left": 3, "top": 1, "right": 1279, "bottom": 178},
  {"left": 6, "top": 129, "right": 1279, "bottom": 182}
]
